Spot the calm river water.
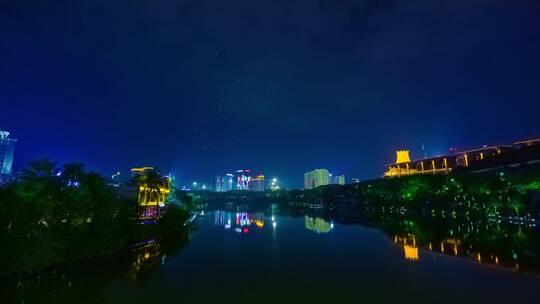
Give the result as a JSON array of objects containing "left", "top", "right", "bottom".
[{"left": 2, "top": 204, "right": 540, "bottom": 303}]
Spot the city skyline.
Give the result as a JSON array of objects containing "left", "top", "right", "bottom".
[
  {"left": 2, "top": 1, "right": 540, "bottom": 301},
  {"left": 3, "top": 128, "right": 539, "bottom": 189},
  {"left": 2, "top": 1, "right": 540, "bottom": 188}
]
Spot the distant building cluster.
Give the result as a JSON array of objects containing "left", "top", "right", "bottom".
[
  {"left": 214, "top": 169, "right": 275, "bottom": 192},
  {"left": 0, "top": 131, "right": 16, "bottom": 176},
  {"left": 304, "top": 169, "right": 345, "bottom": 189},
  {"left": 385, "top": 138, "right": 540, "bottom": 177}
]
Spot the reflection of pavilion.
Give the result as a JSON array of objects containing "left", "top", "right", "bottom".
[
  {"left": 436, "top": 238, "right": 461, "bottom": 256},
  {"left": 304, "top": 215, "right": 333, "bottom": 233},
  {"left": 403, "top": 245, "right": 419, "bottom": 261},
  {"left": 129, "top": 239, "right": 162, "bottom": 281},
  {"left": 394, "top": 234, "right": 419, "bottom": 261}
]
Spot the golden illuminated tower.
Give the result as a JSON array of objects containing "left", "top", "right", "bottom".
[{"left": 395, "top": 150, "right": 411, "bottom": 164}]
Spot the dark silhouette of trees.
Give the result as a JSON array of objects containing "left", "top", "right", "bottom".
[{"left": 0, "top": 160, "right": 190, "bottom": 275}]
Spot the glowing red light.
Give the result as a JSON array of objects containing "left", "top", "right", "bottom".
[{"left": 243, "top": 227, "right": 249, "bottom": 234}]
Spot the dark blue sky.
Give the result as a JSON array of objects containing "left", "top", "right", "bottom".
[{"left": 2, "top": 0, "right": 540, "bottom": 188}]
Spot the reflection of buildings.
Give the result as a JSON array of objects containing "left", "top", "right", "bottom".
[
  {"left": 214, "top": 210, "right": 233, "bottom": 228},
  {"left": 213, "top": 210, "right": 265, "bottom": 233},
  {"left": 304, "top": 169, "right": 330, "bottom": 189},
  {"left": 394, "top": 234, "right": 419, "bottom": 261},
  {"left": 392, "top": 228, "right": 522, "bottom": 270},
  {"left": 129, "top": 239, "right": 162, "bottom": 281},
  {"left": 0, "top": 131, "right": 16, "bottom": 175},
  {"left": 385, "top": 138, "right": 540, "bottom": 177},
  {"left": 288, "top": 201, "right": 324, "bottom": 209},
  {"left": 437, "top": 238, "right": 461, "bottom": 256},
  {"left": 304, "top": 215, "right": 333, "bottom": 233},
  {"left": 403, "top": 245, "right": 419, "bottom": 261}
]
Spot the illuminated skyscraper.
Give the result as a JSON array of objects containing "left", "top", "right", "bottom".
[
  {"left": 304, "top": 169, "right": 329, "bottom": 189},
  {"left": 215, "top": 175, "right": 223, "bottom": 192},
  {"left": 251, "top": 174, "right": 265, "bottom": 192},
  {"left": 333, "top": 174, "right": 345, "bottom": 185},
  {"left": 235, "top": 169, "right": 251, "bottom": 190},
  {"left": 215, "top": 173, "right": 234, "bottom": 192},
  {"left": 224, "top": 173, "right": 234, "bottom": 191},
  {"left": 0, "top": 131, "right": 16, "bottom": 175}
]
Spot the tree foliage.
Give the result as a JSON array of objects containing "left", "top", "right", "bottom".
[{"left": 0, "top": 160, "right": 189, "bottom": 274}]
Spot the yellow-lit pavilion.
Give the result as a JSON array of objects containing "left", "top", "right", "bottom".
[{"left": 131, "top": 167, "right": 171, "bottom": 207}]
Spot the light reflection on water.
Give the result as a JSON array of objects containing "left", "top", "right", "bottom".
[
  {"left": 208, "top": 206, "right": 539, "bottom": 273},
  {"left": 2, "top": 206, "right": 540, "bottom": 303}
]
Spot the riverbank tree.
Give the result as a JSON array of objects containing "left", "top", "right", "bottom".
[{"left": 0, "top": 160, "right": 190, "bottom": 275}]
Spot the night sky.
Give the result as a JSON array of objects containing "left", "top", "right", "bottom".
[{"left": 2, "top": 0, "right": 540, "bottom": 188}]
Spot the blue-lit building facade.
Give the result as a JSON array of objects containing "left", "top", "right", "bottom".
[
  {"left": 0, "top": 131, "right": 16, "bottom": 175},
  {"left": 215, "top": 173, "right": 234, "bottom": 192}
]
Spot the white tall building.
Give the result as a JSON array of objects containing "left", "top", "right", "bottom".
[
  {"left": 0, "top": 131, "right": 16, "bottom": 175},
  {"left": 215, "top": 173, "right": 234, "bottom": 192},
  {"left": 304, "top": 169, "right": 330, "bottom": 189},
  {"left": 333, "top": 175, "right": 345, "bottom": 185}
]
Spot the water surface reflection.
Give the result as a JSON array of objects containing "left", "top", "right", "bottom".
[{"left": 1, "top": 202, "right": 539, "bottom": 303}]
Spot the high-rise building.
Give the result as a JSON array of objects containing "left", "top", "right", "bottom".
[
  {"left": 235, "top": 169, "right": 251, "bottom": 190},
  {"left": 215, "top": 173, "right": 234, "bottom": 192},
  {"left": 251, "top": 174, "right": 265, "bottom": 192},
  {"left": 215, "top": 175, "right": 223, "bottom": 192},
  {"left": 224, "top": 173, "right": 234, "bottom": 191},
  {"left": 333, "top": 174, "right": 345, "bottom": 185},
  {"left": 304, "top": 169, "right": 330, "bottom": 189},
  {"left": 0, "top": 131, "right": 16, "bottom": 175}
]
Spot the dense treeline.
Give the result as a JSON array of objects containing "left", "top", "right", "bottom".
[
  {"left": 0, "top": 160, "right": 190, "bottom": 275},
  {"left": 347, "top": 164, "right": 540, "bottom": 217},
  {"left": 198, "top": 164, "right": 540, "bottom": 218}
]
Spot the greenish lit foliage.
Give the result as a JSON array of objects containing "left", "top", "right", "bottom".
[
  {"left": 0, "top": 160, "right": 190, "bottom": 275},
  {"left": 521, "top": 181, "right": 540, "bottom": 192},
  {"left": 351, "top": 164, "right": 540, "bottom": 217},
  {"left": 401, "top": 177, "right": 430, "bottom": 200}
]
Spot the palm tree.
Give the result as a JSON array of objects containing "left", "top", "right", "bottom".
[{"left": 136, "top": 171, "right": 166, "bottom": 219}]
